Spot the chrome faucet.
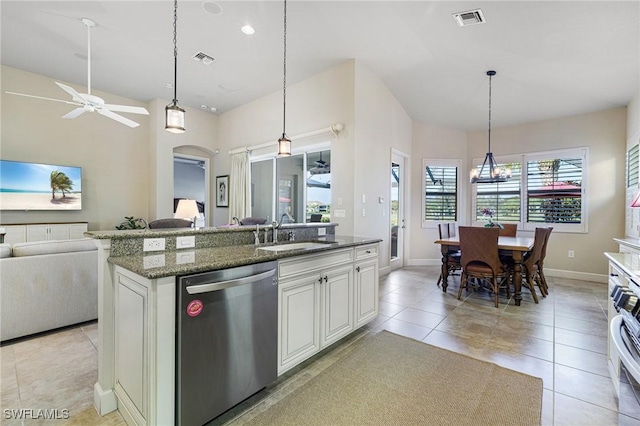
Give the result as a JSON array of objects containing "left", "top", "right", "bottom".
[
  {"left": 271, "top": 221, "right": 279, "bottom": 243},
  {"left": 287, "top": 230, "right": 295, "bottom": 241},
  {"left": 232, "top": 216, "right": 240, "bottom": 225}
]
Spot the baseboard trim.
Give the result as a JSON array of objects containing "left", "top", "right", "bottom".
[
  {"left": 407, "top": 259, "right": 607, "bottom": 283},
  {"left": 94, "top": 382, "right": 117, "bottom": 416}
]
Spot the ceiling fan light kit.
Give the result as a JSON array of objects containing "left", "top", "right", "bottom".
[
  {"left": 6, "top": 17, "right": 148, "bottom": 128},
  {"left": 166, "top": 0, "right": 186, "bottom": 133}
]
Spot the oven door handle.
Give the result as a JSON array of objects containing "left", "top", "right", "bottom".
[{"left": 611, "top": 315, "right": 640, "bottom": 382}]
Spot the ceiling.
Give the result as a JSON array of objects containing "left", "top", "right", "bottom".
[{"left": 2, "top": 1, "right": 638, "bottom": 131}]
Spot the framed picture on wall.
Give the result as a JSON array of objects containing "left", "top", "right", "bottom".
[{"left": 216, "top": 175, "right": 229, "bottom": 207}]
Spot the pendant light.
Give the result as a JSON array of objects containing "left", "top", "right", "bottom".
[
  {"left": 470, "top": 70, "right": 510, "bottom": 183},
  {"left": 165, "top": 0, "right": 185, "bottom": 133},
  {"left": 277, "top": 0, "right": 291, "bottom": 157}
]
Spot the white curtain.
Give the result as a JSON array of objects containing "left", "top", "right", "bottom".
[{"left": 229, "top": 152, "right": 251, "bottom": 222}]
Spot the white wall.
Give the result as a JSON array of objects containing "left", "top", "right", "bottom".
[
  {"left": 409, "top": 121, "right": 468, "bottom": 265},
  {"left": 217, "top": 60, "right": 356, "bottom": 229},
  {"left": 1, "top": 66, "right": 219, "bottom": 230},
  {"left": 467, "top": 107, "right": 627, "bottom": 278},
  {"left": 1, "top": 66, "right": 149, "bottom": 230},
  {"left": 353, "top": 63, "right": 412, "bottom": 266}
]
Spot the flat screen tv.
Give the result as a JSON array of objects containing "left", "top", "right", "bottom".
[{"left": 0, "top": 160, "right": 82, "bottom": 210}]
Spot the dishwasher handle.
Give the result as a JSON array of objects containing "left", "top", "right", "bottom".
[{"left": 186, "top": 268, "right": 277, "bottom": 294}]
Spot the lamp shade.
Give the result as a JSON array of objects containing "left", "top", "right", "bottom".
[
  {"left": 175, "top": 199, "right": 199, "bottom": 221},
  {"left": 278, "top": 135, "right": 291, "bottom": 157},
  {"left": 631, "top": 190, "right": 640, "bottom": 207},
  {"left": 165, "top": 103, "right": 185, "bottom": 133}
]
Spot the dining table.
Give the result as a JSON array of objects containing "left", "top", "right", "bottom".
[{"left": 434, "top": 235, "right": 534, "bottom": 306}]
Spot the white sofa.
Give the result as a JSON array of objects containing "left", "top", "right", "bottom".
[{"left": 0, "top": 238, "right": 98, "bottom": 341}]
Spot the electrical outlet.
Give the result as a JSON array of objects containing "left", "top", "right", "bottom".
[
  {"left": 143, "top": 238, "right": 165, "bottom": 252},
  {"left": 568, "top": 250, "right": 575, "bottom": 258},
  {"left": 334, "top": 209, "right": 346, "bottom": 218},
  {"left": 143, "top": 254, "right": 165, "bottom": 269},
  {"left": 318, "top": 228, "right": 326, "bottom": 236},
  {"left": 176, "top": 236, "right": 195, "bottom": 249}
]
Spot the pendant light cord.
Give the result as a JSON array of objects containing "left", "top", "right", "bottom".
[
  {"left": 282, "top": 0, "right": 287, "bottom": 137},
  {"left": 173, "top": 0, "right": 178, "bottom": 104},
  {"left": 487, "top": 71, "right": 492, "bottom": 153}
]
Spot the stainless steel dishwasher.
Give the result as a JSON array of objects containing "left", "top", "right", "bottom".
[{"left": 176, "top": 261, "right": 278, "bottom": 426}]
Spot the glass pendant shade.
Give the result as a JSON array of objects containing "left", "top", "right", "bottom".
[
  {"left": 165, "top": 102, "right": 185, "bottom": 133},
  {"left": 278, "top": 134, "right": 291, "bottom": 157}
]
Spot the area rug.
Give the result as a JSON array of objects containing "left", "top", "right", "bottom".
[{"left": 241, "top": 330, "right": 542, "bottom": 426}]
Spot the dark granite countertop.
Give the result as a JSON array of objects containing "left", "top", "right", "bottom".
[{"left": 108, "top": 235, "right": 381, "bottom": 279}]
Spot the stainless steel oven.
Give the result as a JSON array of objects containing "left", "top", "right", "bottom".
[{"left": 609, "top": 272, "right": 640, "bottom": 422}]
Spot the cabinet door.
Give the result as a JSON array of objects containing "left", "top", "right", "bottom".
[
  {"left": 354, "top": 258, "right": 379, "bottom": 328},
  {"left": 48, "top": 224, "right": 70, "bottom": 240},
  {"left": 278, "top": 273, "right": 320, "bottom": 374},
  {"left": 26, "top": 225, "right": 49, "bottom": 242},
  {"left": 320, "top": 264, "right": 353, "bottom": 348},
  {"left": 2, "top": 225, "right": 26, "bottom": 244},
  {"left": 69, "top": 223, "right": 88, "bottom": 239}
]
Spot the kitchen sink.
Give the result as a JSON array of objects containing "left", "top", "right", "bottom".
[{"left": 258, "top": 242, "right": 335, "bottom": 252}]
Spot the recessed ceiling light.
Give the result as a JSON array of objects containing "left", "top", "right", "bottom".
[
  {"left": 241, "top": 25, "right": 255, "bottom": 35},
  {"left": 200, "top": 105, "right": 218, "bottom": 113},
  {"left": 210, "top": 107, "right": 218, "bottom": 113}
]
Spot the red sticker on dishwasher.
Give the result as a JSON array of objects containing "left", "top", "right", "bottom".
[{"left": 186, "top": 299, "right": 203, "bottom": 317}]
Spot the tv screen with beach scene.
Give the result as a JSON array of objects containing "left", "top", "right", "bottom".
[{"left": 0, "top": 160, "right": 82, "bottom": 210}]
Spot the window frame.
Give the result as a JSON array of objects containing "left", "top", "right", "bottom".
[
  {"left": 470, "top": 147, "right": 588, "bottom": 233},
  {"left": 421, "top": 158, "right": 462, "bottom": 229}
]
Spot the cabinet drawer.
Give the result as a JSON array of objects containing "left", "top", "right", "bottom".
[
  {"left": 278, "top": 248, "right": 353, "bottom": 279},
  {"left": 355, "top": 244, "right": 378, "bottom": 260}
]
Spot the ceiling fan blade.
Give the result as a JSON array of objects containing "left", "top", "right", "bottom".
[
  {"left": 103, "top": 104, "right": 149, "bottom": 115},
  {"left": 5, "top": 91, "right": 81, "bottom": 106},
  {"left": 98, "top": 108, "right": 140, "bottom": 128},
  {"left": 62, "top": 108, "right": 88, "bottom": 119},
  {"left": 55, "top": 82, "right": 88, "bottom": 103}
]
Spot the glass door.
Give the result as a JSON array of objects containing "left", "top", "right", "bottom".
[{"left": 390, "top": 151, "right": 407, "bottom": 269}]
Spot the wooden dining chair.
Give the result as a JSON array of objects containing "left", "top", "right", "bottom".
[
  {"left": 536, "top": 227, "right": 553, "bottom": 296},
  {"left": 498, "top": 223, "right": 517, "bottom": 237},
  {"left": 436, "top": 222, "right": 461, "bottom": 288},
  {"left": 457, "top": 226, "right": 511, "bottom": 308},
  {"left": 518, "top": 227, "right": 551, "bottom": 303}
]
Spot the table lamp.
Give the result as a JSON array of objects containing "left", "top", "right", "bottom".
[{"left": 175, "top": 199, "right": 199, "bottom": 228}]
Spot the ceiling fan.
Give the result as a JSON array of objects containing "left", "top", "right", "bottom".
[{"left": 6, "top": 17, "right": 149, "bottom": 128}]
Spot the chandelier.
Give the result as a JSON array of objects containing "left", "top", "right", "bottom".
[{"left": 470, "top": 70, "right": 510, "bottom": 183}]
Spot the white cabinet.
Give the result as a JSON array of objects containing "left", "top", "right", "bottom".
[
  {"left": 278, "top": 248, "right": 354, "bottom": 374},
  {"left": 354, "top": 244, "right": 379, "bottom": 328},
  {"left": 1, "top": 222, "right": 88, "bottom": 243},
  {"left": 277, "top": 244, "right": 379, "bottom": 375},
  {"left": 112, "top": 266, "right": 176, "bottom": 426}
]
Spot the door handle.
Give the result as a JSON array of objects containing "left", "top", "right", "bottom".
[
  {"left": 356, "top": 266, "right": 360, "bottom": 272},
  {"left": 186, "top": 269, "right": 276, "bottom": 294}
]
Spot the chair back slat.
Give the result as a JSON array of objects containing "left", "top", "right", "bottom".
[
  {"left": 458, "top": 226, "right": 501, "bottom": 273},
  {"left": 540, "top": 227, "right": 553, "bottom": 264},
  {"left": 524, "top": 227, "right": 547, "bottom": 268}
]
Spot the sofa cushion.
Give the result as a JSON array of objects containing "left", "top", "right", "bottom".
[
  {"left": 11, "top": 238, "right": 97, "bottom": 257},
  {"left": 0, "top": 244, "right": 11, "bottom": 258}
]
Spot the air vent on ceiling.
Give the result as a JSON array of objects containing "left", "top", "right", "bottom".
[
  {"left": 191, "top": 51, "right": 216, "bottom": 65},
  {"left": 452, "top": 9, "right": 486, "bottom": 27}
]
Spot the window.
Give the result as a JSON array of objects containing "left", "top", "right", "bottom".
[
  {"left": 474, "top": 160, "right": 522, "bottom": 223},
  {"left": 628, "top": 144, "right": 639, "bottom": 188},
  {"left": 250, "top": 148, "right": 330, "bottom": 223},
  {"left": 422, "top": 159, "right": 460, "bottom": 226},
  {"left": 471, "top": 148, "right": 588, "bottom": 233}
]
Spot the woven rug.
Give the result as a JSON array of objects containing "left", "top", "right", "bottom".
[{"left": 241, "top": 330, "right": 542, "bottom": 426}]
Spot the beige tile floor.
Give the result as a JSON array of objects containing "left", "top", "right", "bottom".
[{"left": 0, "top": 266, "right": 625, "bottom": 425}]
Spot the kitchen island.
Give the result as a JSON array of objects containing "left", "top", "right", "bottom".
[{"left": 86, "top": 224, "right": 381, "bottom": 425}]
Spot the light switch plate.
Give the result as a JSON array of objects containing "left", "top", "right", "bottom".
[{"left": 177, "top": 235, "right": 195, "bottom": 249}]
